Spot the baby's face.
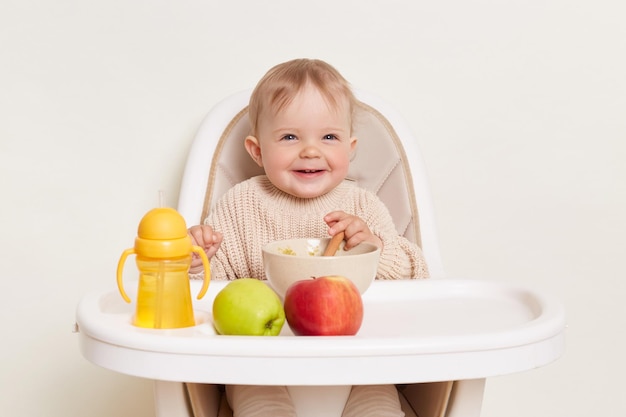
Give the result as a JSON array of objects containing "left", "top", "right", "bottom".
[{"left": 250, "top": 84, "right": 357, "bottom": 199}]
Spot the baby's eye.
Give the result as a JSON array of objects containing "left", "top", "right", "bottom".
[
  {"left": 323, "top": 134, "right": 338, "bottom": 141},
  {"left": 281, "top": 134, "right": 297, "bottom": 141}
]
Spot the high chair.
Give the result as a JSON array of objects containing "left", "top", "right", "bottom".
[
  {"left": 75, "top": 88, "right": 565, "bottom": 417},
  {"left": 174, "top": 88, "right": 451, "bottom": 417}
]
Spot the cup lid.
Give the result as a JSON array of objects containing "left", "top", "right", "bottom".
[
  {"left": 134, "top": 207, "right": 191, "bottom": 257},
  {"left": 138, "top": 207, "right": 188, "bottom": 240}
]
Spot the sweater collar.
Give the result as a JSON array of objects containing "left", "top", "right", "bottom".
[{"left": 255, "top": 175, "right": 353, "bottom": 214}]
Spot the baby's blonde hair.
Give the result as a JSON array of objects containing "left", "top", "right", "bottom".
[{"left": 248, "top": 59, "right": 357, "bottom": 135}]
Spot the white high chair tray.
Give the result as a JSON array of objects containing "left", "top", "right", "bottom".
[{"left": 76, "top": 279, "right": 565, "bottom": 385}]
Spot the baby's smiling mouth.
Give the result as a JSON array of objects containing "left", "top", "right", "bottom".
[{"left": 296, "top": 169, "right": 324, "bottom": 173}]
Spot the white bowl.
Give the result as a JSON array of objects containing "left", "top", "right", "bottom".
[{"left": 262, "top": 238, "right": 380, "bottom": 297}]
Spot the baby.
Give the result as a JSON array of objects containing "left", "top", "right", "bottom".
[{"left": 189, "top": 58, "right": 429, "bottom": 416}]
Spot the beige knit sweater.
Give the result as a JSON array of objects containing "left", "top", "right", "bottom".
[{"left": 200, "top": 176, "right": 429, "bottom": 281}]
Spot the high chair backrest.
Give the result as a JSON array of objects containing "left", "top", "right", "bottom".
[{"left": 178, "top": 89, "right": 444, "bottom": 278}]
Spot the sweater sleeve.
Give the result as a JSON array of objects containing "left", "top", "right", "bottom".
[
  {"left": 357, "top": 190, "right": 430, "bottom": 280},
  {"left": 200, "top": 181, "right": 258, "bottom": 281}
]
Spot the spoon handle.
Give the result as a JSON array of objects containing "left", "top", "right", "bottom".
[{"left": 323, "top": 232, "right": 345, "bottom": 256}]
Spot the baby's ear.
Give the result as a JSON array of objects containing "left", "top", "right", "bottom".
[
  {"left": 350, "top": 136, "right": 358, "bottom": 152},
  {"left": 244, "top": 136, "right": 263, "bottom": 167},
  {"left": 349, "top": 137, "right": 358, "bottom": 160}
]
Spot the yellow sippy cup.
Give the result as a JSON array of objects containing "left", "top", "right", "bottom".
[{"left": 116, "top": 207, "right": 210, "bottom": 329}]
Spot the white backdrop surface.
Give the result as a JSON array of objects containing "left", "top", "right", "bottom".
[{"left": 1, "top": 1, "right": 624, "bottom": 416}]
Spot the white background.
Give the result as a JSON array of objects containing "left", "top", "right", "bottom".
[{"left": 1, "top": 1, "right": 624, "bottom": 416}]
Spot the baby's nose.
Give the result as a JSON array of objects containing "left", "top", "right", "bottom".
[{"left": 300, "top": 144, "right": 321, "bottom": 157}]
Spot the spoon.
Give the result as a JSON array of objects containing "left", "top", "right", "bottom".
[{"left": 323, "top": 232, "right": 345, "bottom": 256}]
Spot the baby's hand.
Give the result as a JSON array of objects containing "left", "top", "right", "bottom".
[
  {"left": 324, "top": 211, "right": 383, "bottom": 250},
  {"left": 188, "top": 225, "right": 223, "bottom": 273}
]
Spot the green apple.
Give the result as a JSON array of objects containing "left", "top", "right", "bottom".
[{"left": 212, "top": 278, "right": 285, "bottom": 335}]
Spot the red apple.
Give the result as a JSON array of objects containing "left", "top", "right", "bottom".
[{"left": 283, "top": 275, "right": 363, "bottom": 336}]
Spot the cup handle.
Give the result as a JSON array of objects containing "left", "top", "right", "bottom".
[
  {"left": 192, "top": 246, "right": 211, "bottom": 299},
  {"left": 116, "top": 248, "right": 135, "bottom": 303}
]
